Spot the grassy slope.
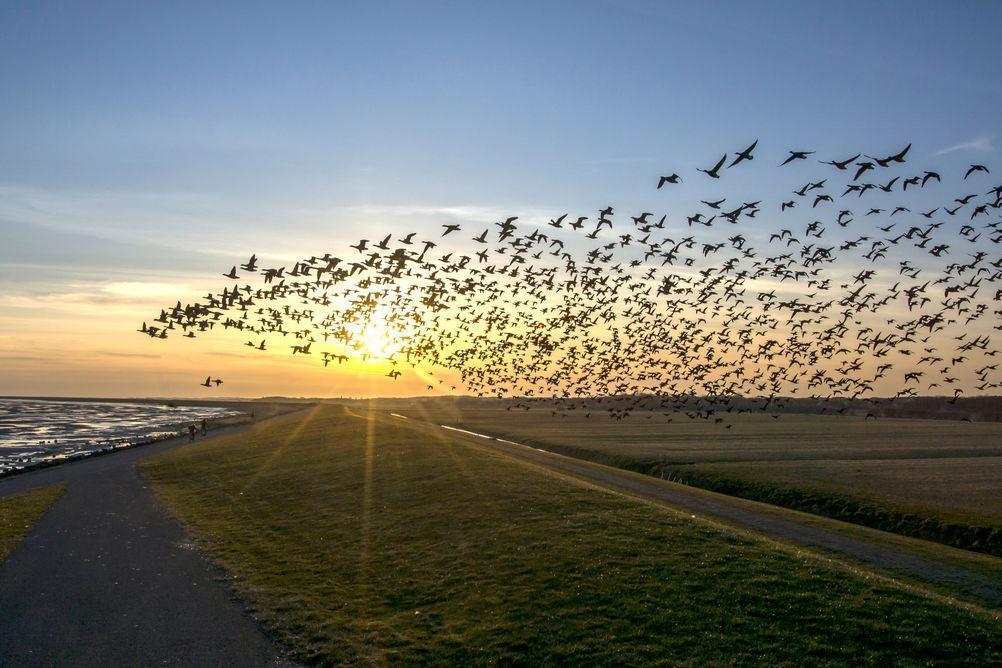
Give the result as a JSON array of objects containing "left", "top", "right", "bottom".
[
  {"left": 0, "top": 484, "right": 65, "bottom": 561},
  {"left": 143, "top": 406, "right": 1000, "bottom": 665},
  {"left": 379, "top": 401, "right": 1002, "bottom": 553}
]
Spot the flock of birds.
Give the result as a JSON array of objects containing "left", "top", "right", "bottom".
[{"left": 139, "top": 139, "right": 1002, "bottom": 422}]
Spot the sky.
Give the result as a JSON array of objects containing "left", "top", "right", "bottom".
[{"left": 1, "top": 1, "right": 1001, "bottom": 398}]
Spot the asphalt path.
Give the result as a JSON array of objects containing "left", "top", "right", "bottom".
[{"left": 0, "top": 418, "right": 299, "bottom": 667}]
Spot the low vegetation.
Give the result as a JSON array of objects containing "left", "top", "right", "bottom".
[
  {"left": 377, "top": 399, "right": 1002, "bottom": 555},
  {"left": 667, "top": 461, "right": 1002, "bottom": 557},
  {"left": 0, "top": 484, "right": 65, "bottom": 561},
  {"left": 143, "top": 405, "right": 1000, "bottom": 665}
]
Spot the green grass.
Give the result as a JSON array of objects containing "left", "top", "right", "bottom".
[
  {"left": 0, "top": 484, "right": 65, "bottom": 561},
  {"left": 143, "top": 405, "right": 1000, "bottom": 665},
  {"left": 371, "top": 399, "right": 1002, "bottom": 554}
]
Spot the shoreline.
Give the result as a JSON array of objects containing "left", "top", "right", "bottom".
[
  {"left": 0, "top": 401, "right": 312, "bottom": 482},
  {"left": 0, "top": 412, "right": 254, "bottom": 480}
]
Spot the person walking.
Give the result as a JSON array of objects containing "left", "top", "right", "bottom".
[
  {"left": 188, "top": 423, "right": 197, "bottom": 441},
  {"left": 200, "top": 419, "right": 208, "bottom": 436}
]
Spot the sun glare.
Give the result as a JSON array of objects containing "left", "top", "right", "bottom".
[
  {"left": 360, "top": 319, "right": 398, "bottom": 359},
  {"left": 351, "top": 307, "right": 405, "bottom": 360}
]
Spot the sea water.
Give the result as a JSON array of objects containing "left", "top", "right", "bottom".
[{"left": 0, "top": 399, "right": 243, "bottom": 474}]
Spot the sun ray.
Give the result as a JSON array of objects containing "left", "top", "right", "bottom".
[{"left": 238, "top": 405, "right": 323, "bottom": 496}]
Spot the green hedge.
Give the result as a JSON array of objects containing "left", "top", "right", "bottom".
[{"left": 653, "top": 465, "right": 1002, "bottom": 558}]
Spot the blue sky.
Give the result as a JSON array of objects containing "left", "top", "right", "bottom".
[
  {"left": 1, "top": 1, "right": 1000, "bottom": 396},
  {"left": 4, "top": 2, "right": 1000, "bottom": 206}
]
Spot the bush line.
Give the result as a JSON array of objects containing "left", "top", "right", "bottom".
[{"left": 649, "top": 465, "right": 1001, "bottom": 558}]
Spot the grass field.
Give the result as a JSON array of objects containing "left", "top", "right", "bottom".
[
  {"left": 142, "top": 405, "right": 1001, "bottom": 665},
  {"left": 370, "top": 399, "right": 1002, "bottom": 555},
  {"left": 0, "top": 484, "right": 65, "bottom": 561}
]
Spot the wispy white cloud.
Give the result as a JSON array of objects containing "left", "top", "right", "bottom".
[
  {"left": 0, "top": 184, "right": 557, "bottom": 263},
  {"left": 0, "top": 280, "right": 200, "bottom": 313},
  {"left": 932, "top": 135, "right": 995, "bottom": 156}
]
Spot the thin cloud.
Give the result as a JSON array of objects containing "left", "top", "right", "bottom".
[{"left": 932, "top": 136, "right": 995, "bottom": 156}]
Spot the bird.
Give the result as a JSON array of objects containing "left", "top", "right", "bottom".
[
  {"left": 965, "top": 164, "right": 989, "bottom": 179},
  {"left": 780, "top": 150, "right": 813, "bottom": 166},
  {"left": 852, "top": 161, "right": 875, "bottom": 181},
  {"left": 240, "top": 254, "right": 258, "bottom": 272},
  {"left": 866, "top": 143, "right": 910, "bottom": 167},
  {"left": 698, "top": 154, "right": 727, "bottom": 178},
  {"left": 728, "top": 140, "right": 758, "bottom": 168},
  {"left": 140, "top": 136, "right": 999, "bottom": 429},
  {"left": 820, "top": 154, "right": 860, "bottom": 170},
  {"left": 657, "top": 174, "right": 681, "bottom": 188}
]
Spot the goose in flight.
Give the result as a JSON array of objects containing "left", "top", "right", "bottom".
[
  {"left": 657, "top": 173, "right": 681, "bottom": 188},
  {"left": 698, "top": 154, "right": 727, "bottom": 179},
  {"left": 780, "top": 150, "right": 813, "bottom": 166},
  {"left": 965, "top": 164, "right": 989, "bottom": 179},
  {"left": 728, "top": 140, "right": 758, "bottom": 168}
]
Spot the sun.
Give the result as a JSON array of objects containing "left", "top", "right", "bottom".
[
  {"left": 359, "top": 319, "right": 399, "bottom": 359},
  {"left": 351, "top": 307, "right": 405, "bottom": 360}
]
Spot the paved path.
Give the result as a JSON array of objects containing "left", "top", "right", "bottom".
[
  {"left": 0, "top": 421, "right": 296, "bottom": 667},
  {"left": 387, "top": 412, "right": 1002, "bottom": 608}
]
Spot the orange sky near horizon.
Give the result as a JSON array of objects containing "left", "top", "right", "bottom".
[
  {"left": 0, "top": 279, "right": 460, "bottom": 399},
  {"left": 2, "top": 262, "right": 998, "bottom": 401}
]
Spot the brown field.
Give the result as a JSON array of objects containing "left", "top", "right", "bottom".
[{"left": 678, "top": 457, "right": 1002, "bottom": 525}]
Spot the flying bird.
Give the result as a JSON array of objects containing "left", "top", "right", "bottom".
[
  {"left": 698, "top": 154, "right": 727, "bottom": 179},
  {"left": 657, "top": 174, "right": 681, "bottom": 188},
  {"left": 728, "top": 140, "right": 758, "bottom": 168},
  {"left": 965, "top": 164, "right": 989, "bottom": 179},
  {"left": 780, "top": 150, "right": 814, "bottom": 166}
]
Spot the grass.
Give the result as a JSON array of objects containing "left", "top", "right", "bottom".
[
  {"left": 372, "top": 399, "right": 1002, "bottom": 554},
  {"left": 0, "top": 484, "right": 65, "bottom": 561},
  {"left": 143, "top": 405, "right": 1000, "bottom": 665}
]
